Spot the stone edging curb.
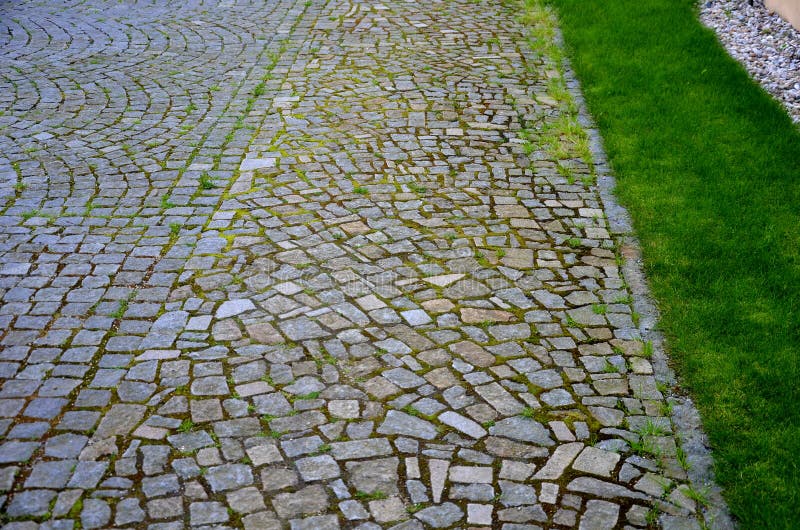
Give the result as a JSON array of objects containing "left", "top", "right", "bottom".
[{"left": 556, "top": 30, "right": 738, "bottom": 530}]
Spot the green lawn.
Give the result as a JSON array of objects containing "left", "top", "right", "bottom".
[{"left": 541, "top": 0, "right": 800, "bottom": 526}]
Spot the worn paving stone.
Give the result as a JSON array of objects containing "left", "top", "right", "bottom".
[
  {"left": 296, "top": 455, "right": 341, "bottom": 481},
  {"left": 25, "top": 460, "right": 74, "bottom": 488},
  {"left": 499, "top": 480, "right": 540, "bottom": 507},
  {"left": 438, "top": 410, "right": 487, "bottom": 439},
  {"left": 330, "top": 438, "right": 393, "bottom": 460},
  {"left": 579, "top": 499, "right": 621, "bottom": 529},
  {"left": 489, "top": 416, "right": 555, "bottom": 445},
  {"left": 0, "top": 441, "right": 38, "bottom": 463},
  {"left": 377, "top": 410, "right": 437, "bottom": 439},
  {"left": 81, "top": 498, "right": 111, "bottom": 529},
  {"left": 346, "top": 457, "right": 400, "bottom": 496},
  {"left": 116, "top": 498, "right": 146, "bottom": 526},
  {"left": 227, "top": 486, "right": 267, "bottom": 514},
  {"left": 205, "top": 464, "right": 254, "bottom": 492},
  {"left": 572, "top": 445, "right": 621, "bottom": 478},
  {"left": 289, "top": 514, "right": 340, "bottom": 530},
  {"left": 369, "top": 496, "right": 408, "bottom": 523},
  {"left": 414, "top": 502, "right": 463, "bottom": 528},
  {"left": 92, "top": 404, "right": 145, "bottom": 438},
  {"left": 191, "top": 501, "right": 230, "bottom": 526},
  {"left": 6, "top": 489, "right": 57, "bottom": 517},
  {"left": 216, "top": 299, "right": 256, "bottom": 319},
  {"left": 67, "top": 461, "right": 108, "bottom": 488},
  {"left": 273, "top": 484, "right": 330, "bottom": 519},
  {"left": 0, "top": 0, "right": 715, "bottom": 528}
]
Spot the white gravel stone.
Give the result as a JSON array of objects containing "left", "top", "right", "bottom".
[{"left": 701, "top": 0, "right": 800, "bottom": 122}]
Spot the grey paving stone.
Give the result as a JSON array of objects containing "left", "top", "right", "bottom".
[
  {"left": 116, "top": 498, "right": 146, "bottom": 526},
  {"left": 93, "top": 404, "right": 145, "bottom": 437},
  {"left": 25, "top": 460, "right": 74, "bottom": 488},
  {"left": 146, "top": 496, "right": 184, "bottom": 519},
  {"left": 498, "top": 504, "right": 548, "bottom": 523},
  {"left": 167, "top": 430, "right": 215, "bottom": 452},
  {"left": 296, "top": 455, "right": 340, "bottom": 481},
  {"left": 281, "top": 436, "right": 324, "bottom": 458},
  {"left": 142, "top": 474, "right": 180, "bottom": 498},
  {"left": 450, "top": 483, "right": 495, "bottom": 501},
  {"left": 243, "top": 512, "right": 282, "bottom": 530},
  {"left": 279, "top": 317, "right": 328, "bottom": 341},
  {"left": 369, "top": 496, "right": 407, "bottom": 523},
  {"left": 439, "top": 411, "right": 487, "bottom": 439},
  {"left": 6, "top": 489, "right": 57, "bottom": 517},
  {"left": 289, "top": 514, "right": 340, "bottom": 530},
  {"left": 330, "top": 438, "right": 393, "bottom": 460},
  {"left": 74, "top": 389, "right": 111, "bottom": 408},
  {"left": 141, "top": 445, "right": 172, "bottom": 475},
  {"left": 0, "top": 441, "right": 38, "bottom": 463},
  {"left": 214, "top": 417, "right": 261, "bottom": 438},
  {"left": 567, "top": 477, "right": 648, "bottom": 501},
  {"left": 0, "top": 399, "right": 25, "bottom": 418},
  {"left": 540, "top": 388, "right": 575, "bottom": 407},
  {"left": 246, "top": 443, "right": 283, "bottom": 466},
  {"left": 414, "top": 502, "right": 463, "bottom": 528},
  {"left": 216, "top": 299, "right": 256, "bottom": 319},
  {"left": 254, "top": 392, "right": 293, "bottom": 416},
  {"left": 499, "top": 480, "right": 539, "bottom": 507},
  {"left": 346, "top": 458, "right": 399, "bottom": 496},
  {"left": 340, "top": 499, "right": 369, "bottom": 520},
  {"left": 489, "top": 417, "right": 555, "bottom": 445},
  {"left": 67, "top": 461, "right": 108, "bottom": 489},
  {"left": 81, "top": 499, "right": 112, "bottom": 529},
  {"left": 205, "top": 463, "right": 254, "bottom": 492},
  {"left": 0, "top": 466, "right": 19, "bottom": 491},
  {"left": 38, "top": 377, "right": 82, "bottom": 397},
  {"left": 23, "top": 397, "right": 68, "bottom": 419},
  {"left": 227, "top": 486, "right": 267, "bottom": 514},
  {"left": 572, "top": 446, "right": 621, "bottom": 478},
  {"left": 191, "top": 376, "right": 229, "bottom": 396},
  {"left": 7, "top": 421, "right": 49, "bottom": 439},
  {"left": 190, "top": 501, "right": 230, "bottom": 525},
  {"left": 579, "top": 499, "right": 620, "bottom": 529},
  {"left": 273, "top": 484, "right": 330, "bottom": 519},
  {"left": 377, "top": 410, "right": 437, "bottom": 440}
]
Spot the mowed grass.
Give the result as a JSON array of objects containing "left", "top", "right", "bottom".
[{"left": 542, "top": 0, "right": 800, "bottom": 526}]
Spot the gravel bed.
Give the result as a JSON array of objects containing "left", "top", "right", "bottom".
[{"left": 700, "top": 0, "right": 800, "bottom": 122}]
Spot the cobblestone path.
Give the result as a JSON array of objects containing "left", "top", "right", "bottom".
[{"left": 0, "top": 1, "right": 709, "bottom": 528}]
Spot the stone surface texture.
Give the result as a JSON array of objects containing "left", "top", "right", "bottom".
[{"left": 0, "top": 0, "right": 720, "bottom": 528}]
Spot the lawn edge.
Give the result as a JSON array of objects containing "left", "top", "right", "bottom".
[{"left": 553, "top": 27, "right": 737, "bottom": 530}]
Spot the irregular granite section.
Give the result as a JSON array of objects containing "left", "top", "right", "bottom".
[{"left": 0, "top": 0, "right": 724, "bottom": 528}]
